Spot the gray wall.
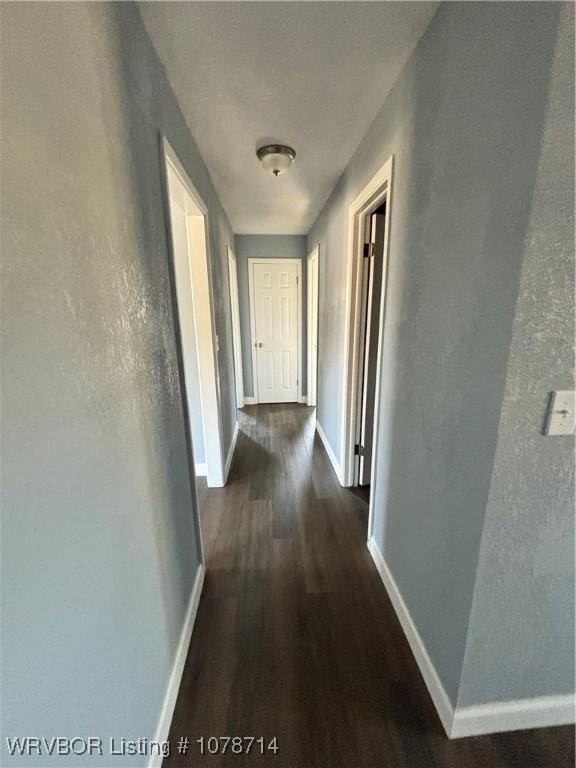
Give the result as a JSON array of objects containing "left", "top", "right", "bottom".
[
  {"left": 457, "top": 3, "right": 575, "bottom": 707},
  {"left": 235, "top": 235, "right": 307, "bottom": 398},
  {"left": 1, "top": 2, "right": 236, "bottom": 763},
  {"left": 308, "top": 2, "right": 568, "bottom": 705}
]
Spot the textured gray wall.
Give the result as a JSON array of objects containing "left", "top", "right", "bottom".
[
  {"left": 457, "top": 3, "right": 575, "bottom": 707},
  {"left": 308, "top": 2, "right": 563, "bottom": 704},
  {"left": 1, "top": 2, "right": 235, "bottom": 762},
  {"left": 235, "top": 235, "right": 307, "bottom": 398}
]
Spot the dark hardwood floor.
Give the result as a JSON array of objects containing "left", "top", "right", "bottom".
[{"left": 166, "top": 404, "right": 573, "bottom": 768}]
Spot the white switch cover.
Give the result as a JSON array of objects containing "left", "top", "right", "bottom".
[{"left": 545, "top": 391, "right": 576, "bottom": 436}]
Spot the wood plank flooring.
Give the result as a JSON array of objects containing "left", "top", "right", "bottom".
[{"left": 166, "top": 404, "right": 573, "bottom": 768}]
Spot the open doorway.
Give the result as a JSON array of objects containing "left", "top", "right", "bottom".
[
  {"left": 340, "top": 156, "right": 393, "bottom": 526},
  {"left": 354, "top": 205, "right": 386, "bottom": 492},
  {"left": 163, "top": 138, "right": 226, "bottom": 488}
]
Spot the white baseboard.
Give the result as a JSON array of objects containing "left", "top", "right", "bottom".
[
  {"left": 367, "top": 537, "right": 454, "bottom": 736},
  {"left": 243, "top": 396, "right": 309, "bottom": 406},
  {"left": 148, "top": 563, "right": 205, "bottom": 767},
  {"left": 451, "top": 694, "right": 575, "bottom": 738},
  {"left": 315, "top": 420, "right": 344, "bottom": 485},
  {"left": 224, "top": 420, "right": 239, "bottom": 482},
  {"left": 367, "top": 536, "right": 576, "bottom": 738},
  {"left": 194, "top": 462, "right": 207, "bottom": 477}
]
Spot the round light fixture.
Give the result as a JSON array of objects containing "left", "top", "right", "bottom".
[{"left": 256, "top": 144, "right": 296, "bottom": 176}]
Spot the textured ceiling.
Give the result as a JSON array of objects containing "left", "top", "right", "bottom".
[{"left": 140, "top": 2, "right": 438, "bottom": 234}]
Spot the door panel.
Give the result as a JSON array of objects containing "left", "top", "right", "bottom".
[
  {"left": 227, "top": 249, "right": 244, "bottom": 409},
  {"left": 252, "top": 261, "right": 299, "bottom": 403},
  {"left": 307, "top": 250, "right": 319, "bottom": 407},
  {"left": 358, "top": 211, "right": 386, "bottom": 485}
]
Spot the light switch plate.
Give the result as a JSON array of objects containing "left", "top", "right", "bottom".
[{"left": 545, "top": 391, "right": 576, "bottom": 436}]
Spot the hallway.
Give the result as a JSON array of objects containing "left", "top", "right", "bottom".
[{"left": 165, "top": 405, "right": 572, "bottom": 768}]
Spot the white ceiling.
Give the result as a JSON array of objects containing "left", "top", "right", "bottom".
[{"left": 140, "top": 2, "right": 438, "bottom": 234}]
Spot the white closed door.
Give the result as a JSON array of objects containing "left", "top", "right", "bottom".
[{"left": 251, "top": 260, "right": 300, "bottom": 403}]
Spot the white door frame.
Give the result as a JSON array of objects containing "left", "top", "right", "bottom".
[
  {"left": 341, "top": 155, "right": 394, "bottom": 501},
  {"left": 227, "top": 246, "right": 244, "bottom": 409},
  {"left": 248, "top": 257, "right": 302, "bottom": 404},
  {"left": 163, "top": 137, "right": 226, "bottom": 488},
  {"left": 307, "top": 245, "right": 319, "bottom": 407}
]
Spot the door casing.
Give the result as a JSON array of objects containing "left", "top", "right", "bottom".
[
  {"left": 162, "top": 137, "right": 225, "bottom": 490},
  {"left": 340, "top": 155, "right": 394, "bottom": 547}
]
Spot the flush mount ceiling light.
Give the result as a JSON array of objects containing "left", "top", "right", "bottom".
[{"left": 256, "top": 144, "right": 296, "bottom": 176}]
